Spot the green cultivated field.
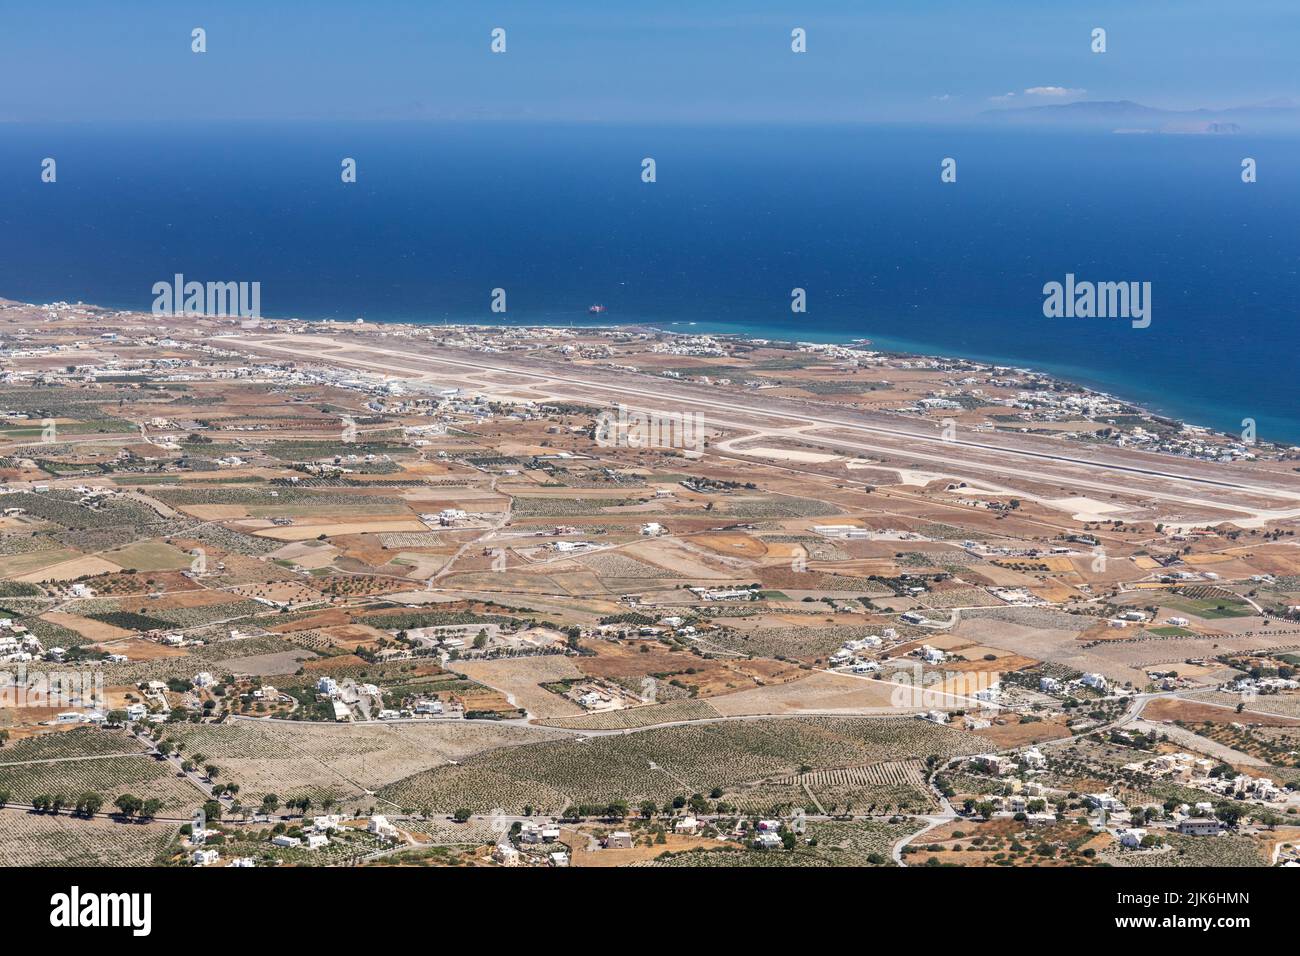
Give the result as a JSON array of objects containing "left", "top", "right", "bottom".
[
  {"left": 1165, "top": 596, "right": 1253, "bottom": 619},
  {"left": 102, "top": 540, "right": 194, "bottom": 572}
]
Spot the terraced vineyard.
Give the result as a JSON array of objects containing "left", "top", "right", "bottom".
[
  {"left": 164, "top": 719, "right": 555, "bottom": 805},
  {"left": 377, "top": 716, "right": 984, "bottom": 813},
  {"left": 0, "top": 754, "right": 199, "bottom": 812},
  {"left": 773, "top": 759, "right": 936, "bottom": 814},
  {"left": 0, "top": 729, "right": 143, "bottom": 763},
  {"left": 723, "top": 781, "right": 816, "bottom": 813},
  {"left": 725, "top": 760, "right": 936, "bottom": 815},
  {"left": 0, "top": 812, "right": 179, "bottom": 866},
  {"left": 776, "top": 759, "right": 929, "bottom": 790}
]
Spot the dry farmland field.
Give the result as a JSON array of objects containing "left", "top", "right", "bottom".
[
  {"left": 453, "top": 656, "right": 586, "bottom": 719},
  {"left": 376, "top": 716, "right": 986, "bottom": 813},
  {"left": 1, "top": 305, "right": 1299, "bottom": 871}
]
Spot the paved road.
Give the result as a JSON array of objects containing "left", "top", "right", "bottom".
[{"left": 131, "top": 729, "right": 233, "bottom": 807}]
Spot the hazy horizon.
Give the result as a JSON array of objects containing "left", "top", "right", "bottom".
[{"left": 4, "top": 1, "right": 1297, "bottom": 125}]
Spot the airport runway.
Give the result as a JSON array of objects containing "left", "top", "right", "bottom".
[{"left": 224, "top": 333, "right": 1300, "bottom": 525}]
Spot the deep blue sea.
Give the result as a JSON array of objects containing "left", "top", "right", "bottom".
[{"left": 1, "top": 122, "right": 1296, "bottom": 441}]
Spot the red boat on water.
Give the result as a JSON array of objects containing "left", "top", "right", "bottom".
[{"left": 588, "top": 304, "right": 607, "bottom": 314}]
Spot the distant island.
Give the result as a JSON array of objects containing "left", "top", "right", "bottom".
[{"left": 981, "top": 98, "right": 1299, "bottom": 134}]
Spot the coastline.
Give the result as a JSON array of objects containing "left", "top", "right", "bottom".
[
  {"left": 6, "top": 293, "right": 1293, "bottom": 450},
  {"left": 636, "top": 320, "right": 1289, "bottom": 448}
]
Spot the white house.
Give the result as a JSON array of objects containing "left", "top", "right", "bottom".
[
  {"left": 1086, "top": 793, "right": 1125, "bottom": 812},
  {"left": 493, "top": 842, "right": 520, "bottom": 866},
  {"left": 919, "top": 645, "right": 946, "bottom": 664},
  {"left": 1020, "top": 747, "right": 1047, "bottom": 770},
  {"left": 1118, "top": 828, "right": 1147, "bottom": 848},
  {"left": 577, "top": 690, "right": 611, "bottom": 710}
]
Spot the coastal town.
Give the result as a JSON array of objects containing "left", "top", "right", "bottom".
[{"left": 0, "top": 297, "right": 1297, "bottom": 868}]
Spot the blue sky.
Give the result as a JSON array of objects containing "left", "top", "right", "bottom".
[{"left": 3, "top": 0, "right": 1295, "bottom": 123}]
